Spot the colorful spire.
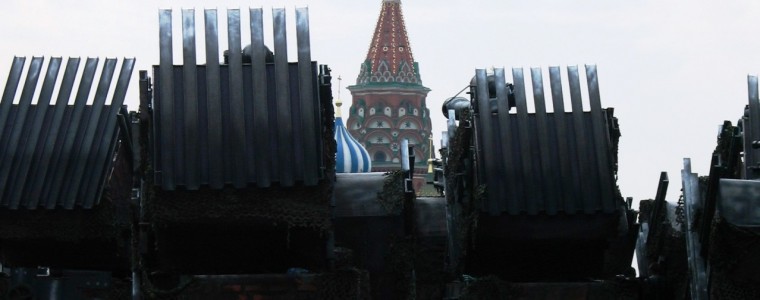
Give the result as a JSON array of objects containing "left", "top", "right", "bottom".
[{"left": 356, "top": 0, "right": 421, "bottom": 85}]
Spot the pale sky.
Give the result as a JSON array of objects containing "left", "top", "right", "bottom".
[{"left": 2, "top": 0, "right": 760, "bottom": 204}]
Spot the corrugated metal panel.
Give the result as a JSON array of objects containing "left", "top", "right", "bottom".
[
  {"left": 474, "top": 65, "right": 618, "bottom": 215},
  {"left": 152, "top": 8, "right": 324, "bottom": 190},
  {"left": 205, "top": 10, "right": 224, "bottom": 189},
  {"left": 249, "top": 8, "right": 271, "bottom": 187},
  {"left": 182, "top": 9, "right": 200, "bottom": 190},
  {"left": 296, "top": 8, "right": 319, "bottom": 186},
  {"left": 0, "top": 57, "right": 135, "bottom": 210},
  {"left": 548, "top": 66, "right": 575, "bottom": 213}
]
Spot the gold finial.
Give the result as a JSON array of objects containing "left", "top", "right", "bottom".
[{"left": 335, "top": 75, "right": 343, "bottom": 118}]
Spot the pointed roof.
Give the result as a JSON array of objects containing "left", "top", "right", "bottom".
[{"left": 355, "top": 0, "right": 423, "bottom": 86}]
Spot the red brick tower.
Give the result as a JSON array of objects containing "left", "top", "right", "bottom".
[{"left": 347, "top": 0, "right": 432, "bottom": 177}]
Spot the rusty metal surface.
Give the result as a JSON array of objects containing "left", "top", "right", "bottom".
[
  {"left": 151, "top": 9, "right": 324, "bottom": 190},
  {"left": 472, "top": 65, "right": 618, "bottom": 216},
  {"left": 0, "top": 57, "right": 134, "bottom": 209}
]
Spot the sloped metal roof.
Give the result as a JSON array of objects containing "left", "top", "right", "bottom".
[{"left": 0, "top": 56, "right": 135, "bottom": 209}]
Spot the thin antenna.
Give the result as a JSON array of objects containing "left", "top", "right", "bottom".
[
  {"left": 335, "top": 75, "right": 343, "bottom": 118},
  {"left": 337, "top": 75, "right": 342, "bottom": 99}
]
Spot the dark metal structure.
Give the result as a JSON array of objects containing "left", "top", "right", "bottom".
[
  {"left": 442, "top": 66, "right": 634, "bottom": 282},
  {"left": 634, "top": 172, "right": 669, "bottom": 280},
  {"left": 0, "top": 57, "right": 135, "bottom": 209},
  {"left": 675, "top": 75, "right": 760, "bottom": 299},
  {"left": 0, "top": 56, "right": 136, "bottom": 277},
  {"left": 133, "top": 8, "right": 338, "bottom": 283},
  {"left": 0, "top": 17, "right": 645, "bottom": 300},
  {"left": 473, "top": 66, "right": 618, "bottom": 216},
  {"left": 152, "top": 8, "right": 322, "bottom": 191},
  {"left": 636, "top": 75, "right": 760, "bottom": 300}
]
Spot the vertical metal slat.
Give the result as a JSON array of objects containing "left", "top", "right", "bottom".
[
  {"left": 513, "top": 68, "right": 537, "bottom": 215},
  {"left": 242, "top": 10, "right": 257, "bottom": 186},
  {"left": 548, "top": 66, "right": 575, "bottom": 213},
  {"left": 158, "top": 9, "right": 175, "bottom": 190},
  {"left": 531, "top": 67, "right": 553, "bottom": 215},
  {"left": 43, "top": 58, "right": 98, "bottom": 209},
  {"left": 495, "top": 68, "right": 517, "bottom": 215},
  {"left": 296, "top": 7, "right": 319, "bottom": 185},
  {"left": 204, "top": 9, "right": 224, "bottom": 188},
  {"left": 182, "top": 9, "right": 200, "bottom": 189},
  {"left": 273, "top": 8, "right": 294, "bottom": 187},
  {"left": 682, "top": 158, "right": 708, "bottom": 300},
  {"left": 747, "top": 75, "right": 760, "bottom": 179},
  {"left": 475, "top": 69, "right": 499, "bottom": 214},
  {"left": 645, "top": 172, "right": 669, "bottom": 248},
  {"left": 227, "top": 9, "right": 247, "bottom": 188},
  {"left": 26, "top": 57, "right": 80, "bottom": 208},
  {"left": 0, "top": 57, "right": 26, "bottom": 144},
  {"left": 6, "top": 57, "right": 61, "bottom": 209},
  {"left": 568, "top": 66, "right": 595, "bottom": 213},
  {"left": 652, "top": 172, "right": 669, "bottom": 224},
  {"left": 0, "top": 57, "right": 43, "bottom": 208},
  {"left": 82, "top": 58, "right": 135, "bottom": 209},
  {"left": 63, "top": 58, "right": 117, "bottom": 209},
  {"left": 586, "top": 65, "right": 614, "bottom": 213},
  {"left": 250, "top": 8, "right": 271, "bottom": 187}
]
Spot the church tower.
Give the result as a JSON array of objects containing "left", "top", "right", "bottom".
[{"left": 346, "top": 0, "right": 432, "bottom": 178}]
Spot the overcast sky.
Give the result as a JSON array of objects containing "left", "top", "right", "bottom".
[{"left": 1, "top": 0, "right": 759, "bottom": 204}]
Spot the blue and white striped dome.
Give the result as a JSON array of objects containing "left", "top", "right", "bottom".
[{"left": 335, "top": 116, "right": 371, "bottom": 173}]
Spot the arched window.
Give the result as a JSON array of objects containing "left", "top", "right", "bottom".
[{"left": 374, "top": 151, "right": 387, "bottom": 162}]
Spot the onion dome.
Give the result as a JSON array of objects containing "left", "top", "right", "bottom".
[{"left": 335, "top": 96, "right": 372, "bottom": 173}]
